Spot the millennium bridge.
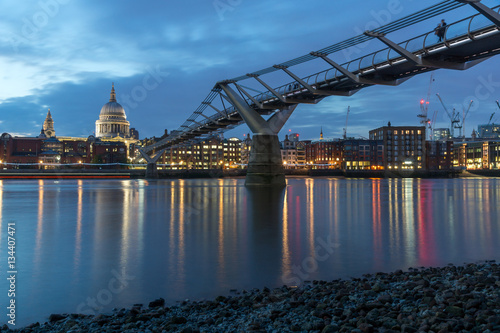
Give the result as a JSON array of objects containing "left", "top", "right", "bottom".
[{"left": 141, "top": 0, "right": 500, "bottom": 186}]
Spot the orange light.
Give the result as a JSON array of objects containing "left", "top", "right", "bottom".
[{"left": 420, "top": 99, "right": 425, "bottom": 104}]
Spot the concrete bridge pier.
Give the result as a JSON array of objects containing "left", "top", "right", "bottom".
[
  {"left": 246, "top": 134, "right": 285, "bottom": 186},
  {"left": 145, "top": 162, "right": 159, "bottom": 178},
  {"left": 139, "top": 148, "right": 166, "bottom": 179},
  {"left": 219, "top": 83, "right": 297, "bottom": 186}
]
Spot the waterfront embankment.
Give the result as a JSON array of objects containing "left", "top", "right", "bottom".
[
  {"left": 1, "top": 168, "right": 494, "bottom": 179},
  {"left": 3, "top": 261, "right": 499, "bottom": 332}
]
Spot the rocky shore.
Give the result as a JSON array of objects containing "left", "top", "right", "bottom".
[{"left": 3, "top": 261, "right": 499, "bottom": 333}]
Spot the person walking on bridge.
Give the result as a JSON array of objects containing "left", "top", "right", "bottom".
[{"left": 435, "top": 19, "right": 447, "bottom": 42}]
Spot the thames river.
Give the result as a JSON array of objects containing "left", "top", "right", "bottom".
[{"left": 0, "top": 177, "right": 499, "bottom": 326}]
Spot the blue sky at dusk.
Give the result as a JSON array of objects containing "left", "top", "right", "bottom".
[{"left": 1, "top": 0, "right": 499, "bottom": 141}]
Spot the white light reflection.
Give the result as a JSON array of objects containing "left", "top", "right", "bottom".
[
  {"left": 306, "top": 178, "right": 315, "bottom": 257},
  {"left": 74, "top": 179, "right": 83, "bottom": 270},
  {"left": 402, "top": 179, "right": 416, "bottom": 262},
  {"left": 281, "top": 184, "right": 291, "bottom": 276},
  {"left": 217, "top": 179, "right": 226, "bottom": 280}
]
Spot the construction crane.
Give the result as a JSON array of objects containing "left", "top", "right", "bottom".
[
  {"left": 487, "top": 112, "right": 495, "bottom": 125},
  {"left": 486, "top": 101, "right": 500, "bottom": 125},
  {"left": 430, "top": 110, "right": 439, "bottom": 140},
  {"left": 461, "top": 100, "right": 473, "bottom": 138},
  {"left": 436, "top": 93, "right": 461, "bottom": 138},
  {"left": 343, "top": 106, "right": 350, "bottom": 140},
  {"left": 418, "top": 73, "right": 435, "bottom": 139}
]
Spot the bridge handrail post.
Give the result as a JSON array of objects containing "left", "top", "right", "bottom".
[
  {"left": 443, "top": 25, "right": 451, "bottom": 48},
  {"left": 422, "top": 32, "right": 430, "bottom": 54},
  {"left": 468, "top": 15, "right": 475, "bottom": 40}
]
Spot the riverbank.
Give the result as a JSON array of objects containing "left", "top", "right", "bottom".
[
  {"left": 3, "top": 261, "right": 499, "bottom": 332},
  {"left": 1, "top": 168, "right": 493, "bottom": 179}
]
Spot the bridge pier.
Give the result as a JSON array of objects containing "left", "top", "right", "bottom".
[
  {"left": 246, "top": 134, "right": 285, "bottom": 186},
  {"left": 145, "top": 162, "right": 159, "bottom": 179},
  {"left": 139, "top": 148, "right": 166, "bottom": 179},
  {"left": 219, "top": 83, "right": 298, "bottom": 187}
]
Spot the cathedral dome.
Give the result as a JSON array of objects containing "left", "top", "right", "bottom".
[
  {"left": 98, "top": 84, "right": 127, "bottom": 120},
  {"left": 95, "top": 83, "right": 130, "bottom": 138}
]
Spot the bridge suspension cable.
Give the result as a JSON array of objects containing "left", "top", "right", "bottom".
[{"left": 230, "top": 0, "right": 466, "bottom": 80}]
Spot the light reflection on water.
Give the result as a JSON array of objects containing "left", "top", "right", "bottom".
[{"left": 0, "top": 177, "right": 499, "bottom": 326}]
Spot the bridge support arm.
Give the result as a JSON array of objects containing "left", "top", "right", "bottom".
[
  {"left": 246, "top": 74, "right": 287, "bottom": 103},
  {"left": 456, "top": 0, "right": 500, "bottom": 27},
  {"left": 218, "top": 83, "right": 275, "bottom": 135},
  {"left": 311, "top": 52, "right": 362, "bottom": 83},
  {"left": 234, "top": 83, "right": 274, "bottom": 110},
  {"left": 364, "top": 31, "right": 423, "bottom": 65},
  {"left": 197, "top": 112, "right": 219, "bottom": 124},
  {"left": 273, "top": 65, "right": 315, "bottom": 93},
  {"left": 139, "top": 148, "right": 166, "bottom": 164},
  {"left": 139, "top": 148, "right": 167, "bottom": 179},
  {"left": 203, "top": 102, "right": 228, "bottom": 119},
  {"left": 267, "top": 104, "right": 298, "bottom": 133}
]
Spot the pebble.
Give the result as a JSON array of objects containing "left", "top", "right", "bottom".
[{"left": 2, "top": 261, "right": 499, "bottom": 332}]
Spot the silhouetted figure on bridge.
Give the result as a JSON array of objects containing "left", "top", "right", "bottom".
[{"left": 435, "top": 19, "right": 447, "bottom": 42}]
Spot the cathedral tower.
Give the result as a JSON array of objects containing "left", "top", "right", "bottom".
[{"left": 43, "top": 109, "right": 55, "bottom": 138}]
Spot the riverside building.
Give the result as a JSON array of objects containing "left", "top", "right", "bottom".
[{"left": 369, "top": 125, "right": 426, "bottom": 170}]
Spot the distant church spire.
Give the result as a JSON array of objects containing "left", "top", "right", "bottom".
[
  {"left": 109, "top": 82, "right": 117, "bottom": 102},
  {"left": 320, "top": 127, "right": 323, "bottom": 140},
  {"left": 43, "top": 108, "right": 55, "bottom": 138}
]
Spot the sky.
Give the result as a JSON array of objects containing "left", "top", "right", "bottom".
[{"left": 1, "top": 0, "right": 500, "bottom": 142}]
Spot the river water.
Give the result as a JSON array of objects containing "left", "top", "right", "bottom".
[{"left": 0, "top": 177, "right": 499, "bottom": 326}]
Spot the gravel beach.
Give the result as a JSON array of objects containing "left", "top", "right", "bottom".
[{"left": 3, "top": 261, "right": 499, "bottom": 333}]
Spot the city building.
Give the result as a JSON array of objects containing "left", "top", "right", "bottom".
[
  {"left": 241, "top": 133, "right": 252, "bottom": 165},
  {"left": 281, "top": 135, "right": 298, "bottom": 167},
  {"left": 129, "top": 128, "right": 140, "bottom": 140},
  {"left": 305, "top": 140, "right": 343, "bottom": 169},
  {"left": 369, "top": 125, "right": 426, "bottom": 170},
  {"left": 453, "top": 140, "right": 500, "bottom": 170},
  {"left": 0, "top": 134, "right": 126, "bottom": 168},
  {"left": 426, "top": 140, "right": 454, "bottom": 170},
  {"left": 163, "top": 136, "right": 242, "bottom": 169},
  {"left": 478, "top": 123, "right": 500, "bottom": 139},
  {"left": 432, "top": 128, "right": 450, "bottom": 141},
  {"left": 342, "top": 139, "right": 384, "bottom": 170}
]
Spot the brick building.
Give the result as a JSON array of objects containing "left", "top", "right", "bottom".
[{"left": 369, "top": 125, "right": 426, "bottom": 170}]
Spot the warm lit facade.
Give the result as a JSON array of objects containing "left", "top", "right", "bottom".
[
  {"left": 0, "top": 134, "right": 127, "bottom": 168},
  {"left": 369, "top": 125, "right": 426, "bottom": 170},
  {"left": 342, "top": 139, "right": 384, "bottom": 170},
  {"left": 305, "top": 140, "right": 343, "bottom": 168},
  {"left": 453, "top": 140, "right": 500, "bottom": 170},
  {"left": 281, "top": 135, "right": 302, "bottom": 168},
  {"left": 163, "top": 137, "right": 242, "bottom": 169}
]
